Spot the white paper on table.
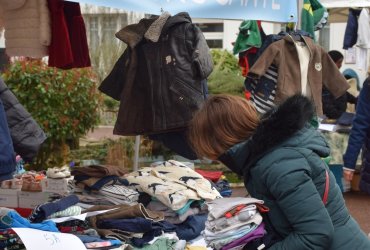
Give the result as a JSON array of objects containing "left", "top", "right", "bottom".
[
  {"left": 47, "top": 208, "right": 119, "bottom": 223},
  {"left": 318, "top": 124, "right": 336, "bottom": 132},
  {"left": 48, "top": 213, "right": 87, "bottom": 223},
  {"left": 12, "top": 228, "right": 87, "bottom": 250},
  {"left": 85, "top": 208, "right": 119, "bottom": 217}
]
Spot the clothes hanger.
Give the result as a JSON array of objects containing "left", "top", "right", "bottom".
[{"left": 289, "top": 23, "right": 303, "bottom": 42}]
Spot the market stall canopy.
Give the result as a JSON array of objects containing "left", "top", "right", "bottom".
[
  {"left": 76, "top": 0, "right": 297, "bottom": 22},
  {"left": 321, "top": 0, "right": 370, "bottom": 23}
]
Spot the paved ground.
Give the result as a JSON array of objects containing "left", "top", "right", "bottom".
[
  {"left": 87, "top": 126, "right": 370, "bottom": 233},
  {"left": 343, "top": 191, "right": 370, "bottom": 233},
  {"left": 84, "top": 126, "right": 121, "bottom": 141}
]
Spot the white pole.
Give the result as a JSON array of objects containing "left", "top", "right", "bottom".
[
  {"left": 133, "top": 135, "right": 140, "bottom": 171},
  {"left": 297, "top": 0, "right": 303, "bottom": 29}
]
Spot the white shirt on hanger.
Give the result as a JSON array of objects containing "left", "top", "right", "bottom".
[
  {"left": 356, "top": 8, "right": 370, "bottom": 71},
  {"left": 294, "top": 41, "right": 311, "bottom": 97}
]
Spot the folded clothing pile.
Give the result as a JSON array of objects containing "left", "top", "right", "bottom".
[
  {"left": 204, "top": 197, "right": 267, "bottom": 250},
  {"left": 98, "top": 184, "right": 139, "bottom": 205},
  {"left": 0, "top": 229, "right": 25, "bottom": 250},
  {"left": 195, "top": 169, "right": 233, "bottom": 197},
  {"left": 85, "top": 203, "right": 206, "bottom": 248},
  {"left": 28, "top": 194, "right": 80, "bottom": 223},
  {"left": 125, "top": 160, "right": 221, "bottom": 211}
]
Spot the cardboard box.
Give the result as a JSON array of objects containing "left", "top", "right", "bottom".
[
  {"left": 18, "top": 191, "right": 51, "bottom": 209},
  {"left": 0, "top": 189, "right": 19, "bottom": 207},
  {"left": 41, "top": 177, "right": 73, "bottom": 194}
]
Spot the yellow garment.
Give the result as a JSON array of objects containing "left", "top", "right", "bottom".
[{"left": 186, "top": 246, "right": 207, "bottom": 250}]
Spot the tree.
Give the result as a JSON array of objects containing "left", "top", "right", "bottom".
[
  {"left": 208, "top": 49, "right": 245, "bottom": 96},
  {"left": 2, "top": 60, "right": 100, "bottom": 169}
]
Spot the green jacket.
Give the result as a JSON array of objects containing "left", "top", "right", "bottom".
[{"left": 219, "top": 95, "right": 370, "bottom": 249}]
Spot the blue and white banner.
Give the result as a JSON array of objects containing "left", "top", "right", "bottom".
[{"left": 77, "top": 0, "right": 297, "bottom": 22}]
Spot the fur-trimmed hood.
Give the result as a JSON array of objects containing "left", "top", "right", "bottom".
[
  {"left": 218, "top": 95, "right": 330, "bottom": 177},
  {"left": 115, "top": 12, "right": 191, "bottom": 49}
]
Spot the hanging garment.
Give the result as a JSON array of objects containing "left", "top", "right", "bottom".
[
  {"left": 239, "top": 47, "right": 261, "bottom": 77},
  {"left": 0, "top": 78, "right": 47, "bottom": 162},
  {"left": 99, "top": 12, "right": 213, "bottom": 135},
  {"left": 245, "top": 64, "right": 278, "bottom": 114},
  {"left": 255, "top": 30, "right": 312, "bottom": 59},
  {"left": 357, "top": 8, "right": 370, "bottom": 49},
  {"left": 246, "top": 35, "right": 349, "bottom": 116},
  {"left": 62, "top": 1, "right": 91, "bottom": 68},
  {"left": 233, "top": 20, "right": 262, "bottom": 55},
  {"left": 237, "top": 21, "right": 265, "bottom": 77},
  {"left": 301, "top": 0, "right": 327, "bottom": 39},
  {"left": 356, "top": 8, "right": 370, "bottom": 72},
  {"left": 0, "top": 0, "right": 51, "bottom": 58},
  {"left": 0, "top": 98, "right": 16, "bottom": 182},
  {"left": 245, "top": 31, "right": 313, "bottom": 114},
  {"left": 148, "top": 79, "right": 208, "bottom": 160},
  {"left": 343, "top": 8, "right": 362, "bottom": 50},
  {"left": 47, "top": 0, "right": 74, "bottom": 68},
  {"left": 293, "top": 40, "right": 311, "bottom": 97}
]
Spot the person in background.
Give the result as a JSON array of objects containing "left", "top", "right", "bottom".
[
  {"left": 322, "top": 50, "right": 357, "bottom": 119},
  {"left": 343, "top": 76, "right": 370, "bottom": 195},
  {"left": 189, "top": 94, "right": 370, "bottom": 249}
]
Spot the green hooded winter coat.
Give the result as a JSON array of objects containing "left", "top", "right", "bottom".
[{"left": 219, "top": 95, "right": 370, "bottom": 250}]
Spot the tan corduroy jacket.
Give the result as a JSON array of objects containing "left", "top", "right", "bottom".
[{"left": 248, "top": 35, "right": 349, "bottom": 116}]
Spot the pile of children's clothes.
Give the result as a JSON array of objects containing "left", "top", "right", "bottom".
[
  {"left": 204, "top": 197, "right": 268, "bottom": 250},
  {"left": 195, "top": 169, "right": 232, "bottom": 197},
  {"left": 0, "top": 160, "right": 229, "bottom": 250}
]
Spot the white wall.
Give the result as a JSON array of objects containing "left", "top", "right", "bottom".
[
  {"left": 329, "top": 22, "right": 367, "bottom": 87},
  {"left": 223, "top": 20, "right": 240, "bottom": 51},
  {"left": 261, "top": 22, "right": 281, "bottom": 35}
]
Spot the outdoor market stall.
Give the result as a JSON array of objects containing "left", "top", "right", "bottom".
[{"left": 2, "top": 0, "right": 368, "bottom": 249}]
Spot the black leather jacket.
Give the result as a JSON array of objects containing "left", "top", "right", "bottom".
[{"left": 99, "top": 12, "right": 213, "bottom": 135}]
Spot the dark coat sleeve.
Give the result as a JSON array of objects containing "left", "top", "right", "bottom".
[
  {"left": 0, "top": 78, "right": 47, "bottom": 162},
  {"left": 248, "top": 41, "right": 280, "bottom": 79},
  {"left": 263, "top": 150, "right": 334, "bottom": 250},
  {"left": 343, "top": 9, "right": 360, "bottom": 49},
  {"left": 98, "top": 49, "right": 131, "bottom": 101},
  {"left": 343, "top": 78, "right": 370, "bottom": 169},
  {"left": 188, "top": 25, "right": 213, "bottom": 79},
  {"left": 321, "top": 48, "right": 349, "bottom": 98},
  {"left": 322, "top": 88, "right": 347, "bottom": 119},
  {"left": 0, "top": 98, "right": 16, "bottom": 177},
  {"left": 346, "top": 92, "right": 358, "bottom": 105}
]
